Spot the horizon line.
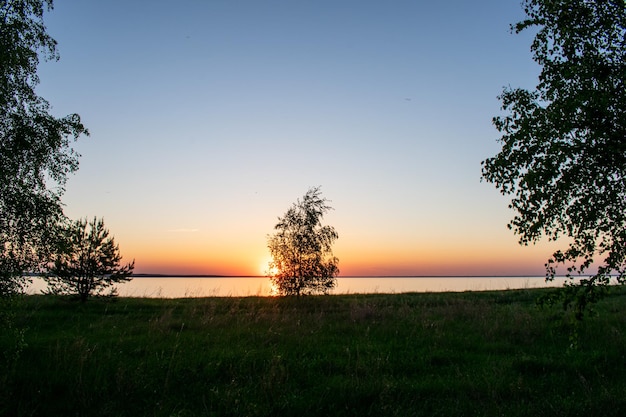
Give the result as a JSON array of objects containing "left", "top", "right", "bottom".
[{"left": 132, "top": 273, "right": 552, "bottom": 278}]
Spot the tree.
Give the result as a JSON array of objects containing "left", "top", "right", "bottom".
[
  {"left": 267, "top": 187, "right": 339, "bottom": 296},
  {"left": 0, "top": 0, "right": 88, "bottom": 295},
  {"left": 481, "top": 0, "right": 626, "bottom": 317},
  {"left": 46, "top": 217, "right": 134, "bottom": 302}
]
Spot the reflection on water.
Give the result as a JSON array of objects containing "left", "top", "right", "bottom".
[{"left": 25, "top": 276, "right": 572, "bottom": 298}]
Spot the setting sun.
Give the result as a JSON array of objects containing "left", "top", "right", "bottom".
[{"left": 260, "top": 256, "right": 277, "bottom": 277}]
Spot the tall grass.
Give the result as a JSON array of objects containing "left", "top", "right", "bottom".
[{"left": 1, "top": 288, "right": 625, "bottom": 416}]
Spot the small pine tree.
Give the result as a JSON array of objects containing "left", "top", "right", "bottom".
[{"left": 47, "top": 217, "right": 134, "bottom": 301}]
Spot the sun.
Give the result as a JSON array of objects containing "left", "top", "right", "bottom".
[{"left": 259, "top": 256, "right": 277, "bottom": 277}]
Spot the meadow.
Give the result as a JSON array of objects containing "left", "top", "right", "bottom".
[{"left": 1, "top": 287, "right": 625, "bottom": 417}]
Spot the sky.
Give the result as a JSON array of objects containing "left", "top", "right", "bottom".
[{"left": 36, "top": 0, "right": 564, "bottom": 276}]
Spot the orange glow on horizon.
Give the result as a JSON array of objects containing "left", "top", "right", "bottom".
[
  {"left": 131, "top": 246, "right": 555, "bottom": 278},
  {"left": 124, "top": 227, "right": 563, "bottom": 278}
]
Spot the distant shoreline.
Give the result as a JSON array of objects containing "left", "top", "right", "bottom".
[
  {"left": 132, "top": 274, "right": 238, "bottom": 278},
  {"left": 131, "top": 274, "right": 550, "bottom": 279}
]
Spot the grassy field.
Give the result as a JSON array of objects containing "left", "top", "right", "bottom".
[{"left": 1, "top": 287, "right": 625, "bottom": 416}]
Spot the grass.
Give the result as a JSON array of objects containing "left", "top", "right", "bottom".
[{"left": 1, "top": 287, "right": 625, "bottom": 416}]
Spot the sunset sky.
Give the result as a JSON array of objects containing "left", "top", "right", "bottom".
[{"left": 36, "top": 0, "right": 564, "bottom": 276}]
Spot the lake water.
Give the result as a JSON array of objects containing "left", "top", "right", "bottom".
[{"left": 26, "top": 276, "right": 572, "bottom": 298}]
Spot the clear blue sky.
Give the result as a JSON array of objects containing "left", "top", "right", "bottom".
[{"left": 36, "top": 0, "right": 560, "bottom": 276}]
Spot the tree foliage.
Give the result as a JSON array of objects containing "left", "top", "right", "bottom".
[
  {"left": 46, "top": 217, "right": 134, "bottom": 302},
  {"left": 0, "top": 0, "right": 88, "bottom": 295},
  {"left": 267, "top": 187, "right": 339, "bottom": 296},
  {"left": 481, "top": 0, "right": 626, "bottom": 317}
]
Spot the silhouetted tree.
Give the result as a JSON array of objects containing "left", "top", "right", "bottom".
[
  {"left": 0, "top": 0, "right": 88, "bottom": 296},
  {"left": 267, "top": 187, "right": 339, "bottom": 296},
  {"left": 47, "top": 217, "right": 134, "bottom": 302},
  {"left": 481, "top": 0, "right": 626, "bottom": 318}
]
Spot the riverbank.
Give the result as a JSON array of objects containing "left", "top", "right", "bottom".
[{"left": 2, "top": 288, "right": 625, "bottom": 416}]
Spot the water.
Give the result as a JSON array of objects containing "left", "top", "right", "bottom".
[{"left": 25, "top": 276, "right": 571, "bottom": 298}]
